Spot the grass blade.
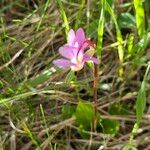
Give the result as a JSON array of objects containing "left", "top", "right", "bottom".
[
  {"left": 97, "top": 0, "right": 105, "bottom": 60},
  {"left": 136, "top": 62, "right": 150, "bottom": 124},
  {"left": 104, "top": 1, "right": 124, "bottom": 76},
  {"left": 36, "top": 0, "right": 51, "bottom": 31},
  {"left": 56, "top": 0, "right": 69, "bottom": 37},
  {"left": 126, "top": 63, "right": 150, "bottom": 148},
  {"left": 136, "top": 81, "right": 146, "bottom": 124},
  {"left": 133, "top": 0, "right": 145, "bottom": 38},
  {"left": 105, "top": 1, "right": 124, "bottom": 63}
]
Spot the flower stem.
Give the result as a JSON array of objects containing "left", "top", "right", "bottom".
[{"left": 93, "top": 64, "right": 99, "bottom": 131}]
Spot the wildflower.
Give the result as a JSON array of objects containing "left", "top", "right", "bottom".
[{"left": 53, "top": 28, "right": 99, "bottom": 71}]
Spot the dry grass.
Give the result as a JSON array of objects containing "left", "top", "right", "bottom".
[{"left": 0, "top": 0, "right": 150, "bottom": 150}]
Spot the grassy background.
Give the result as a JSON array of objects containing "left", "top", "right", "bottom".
[{"left": 0, "top": 0, "right": 150, "bottom": 149}]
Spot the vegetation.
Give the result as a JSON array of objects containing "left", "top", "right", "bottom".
[{"left": 0, "top": 0, "right": 149, "bottom": 149}]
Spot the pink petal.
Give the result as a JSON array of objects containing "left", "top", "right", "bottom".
[
  {"left": 83, "top": 54, "right": 99, "bottom": 64},
  {"left": 80, "top": 42, "right": 89, "bottom": 51},
  {"left": 53, "top": 59, "right": 74, "bottom": 68},
  {"left": 77, "top": 49, "right": 84, "bottom": 62},
  {"left": 90, "top": 57, "right": 99, "bottom": 64},
  {"left": 59, "top": 46, "right": 78, "bottom": 59},
  {"left": 67, "top": 29, "right": 75, "bottom": 46},
  {"left": 80, "top": 40, "right": 96, "bottom": 52},
  {"left": 76, "top": 28, "right": 85, "bottom": 47}
]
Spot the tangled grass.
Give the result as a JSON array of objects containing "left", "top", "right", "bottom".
[{"left": 0, "top": 0, "right": 150, "bottom": 150}]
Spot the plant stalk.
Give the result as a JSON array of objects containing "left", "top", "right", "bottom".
[{"left": 93, "top": 64, "right": 99, "bottom": 131}]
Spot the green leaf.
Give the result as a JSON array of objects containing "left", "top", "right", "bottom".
[
  {"left": 62, "top": 104, "right": 76, "bottom": 119},
  {"left": 87, "top": 20, "right": 99, "bottom": 40},
  {"left": 65, "top": 70, "right": 75, "bottom": 83},
  {"left": 132, "top": 32, "right": 150, "bottom": 55},
  {"left": 127, "top": 65, "right": 150, "bottom": 147},
  {"left": 136, "top": 80, "right": 147, "bottom": 123},
  {"left": 100, "top": 119, "right": 120, "bottom": 135},
  {"left": 104, "top": 0, "right": 124, "bottom": 64},
  {"left": 118, "top": 13, "right": 136, "bottom": 29},
  {"left": 133, "top": 0, "right": 145, "bottom": 38},
  {"left": 75, "top": 101, "right": 100, "bottom": 139},
  {"left": 136, "top": 63, "right": 150, "bottom": 124},
  {"left": 123, "top": 144, "right": 137, "bottom": 150},
  {"left": 78, "top": 129, "right": 89, "bottom": 139},
  {"left": 56, "top": 0, "right": 69, "bottom": 37},
  {"left": 109, "top": 103, "right": 130, "bottom": 115},
  {"left": 133, "top": 54, "right": 150, "bottom": 66},
  {"left": 126, "top": 34, "right": 134, "bottom": 57},
  {"left": 26, "top": 68, "right": 56, "bottom": 87},
  {"left": 75, "top": 101, "right": 95, "bottom": 130},
  {"left": 128, "top": 123, "right": 139, "bottom": 146},
  {"left": 97, "top": 0, "right": 105, "bottom": 59}
]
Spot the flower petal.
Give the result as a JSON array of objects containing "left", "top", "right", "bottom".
[
  {"left": 90, "top": 57, "right": 99, "bottom": 64},
  {"left": 53, "top": 59, "right": 74, "bottom": 68},
  {"left": 80, "top": 42, "right": 89, "bottom": 51},
  {"left": 67, "top": 29, "right": 75, "bottom": 46},
  {"left": 71, "top": 63, "right": 84, "bottom": 71},
  {"left": 76, "top": 28, "right": 85, "bottom": 47},
  {"left": 59, "top": 46, "right": 78, "bottom": 59},
  {"left": 77, "top": 49, "right": 84, "bottom": 63},
  {"left": 83, "top": 54, "right": 99, "bottom": 64}
]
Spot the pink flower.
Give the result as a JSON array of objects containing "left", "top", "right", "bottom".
[{"left": 53, "top": 28, "right": 99, "bottom": 71}]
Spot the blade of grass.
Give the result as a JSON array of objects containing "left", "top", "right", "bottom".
[
  {"left": 104, "top": 1, "right": 124, "bottom": 76},
  {"left": 136, "top": 62, "right": 150, "bottom": 124},
  {"left": 40, "top": 104, "right": 50, "bottom": 139},
  {"left": 0, "top": 0, "right": 20, "bottom": 13},
  {"left": 94, "top": 0, "right": 106, "bottom": 131},
  {"left": 97, "top": 0, "right": 105, "bottom": 60},
  {"left": 36, "top": 0, "right": 51, "bottom": 31},
  {"left": 56, "top": 0, "right": 69, "bottom": 37},
  {"left": 21, "top": 122, "right": 42, "bottom": 150},
  {"left": 74, "top": 0, "right": 85, "bottom": 29},
  {"left": 25, "top": 68, "right": 56, "bottom": 87},
  {"left": 132, "top": 32, "right": 150, "bottom": 55},
  {"left": 125, "top": 62, "right": 150, "bottom": 148},
  {"left": 0, "top": 90, "right": 71, "bottom": 105},
  {"left": 105, "top": 1, "right": 124, "bottom": 63},
  {"left": 133, "top": 0, "right": 145, "bottom": 38}
]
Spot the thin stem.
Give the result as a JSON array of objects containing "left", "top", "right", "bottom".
[{"left": 93, "top": 64, "right": 99, "bottom": 131}]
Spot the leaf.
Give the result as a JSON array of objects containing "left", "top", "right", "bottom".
[
  {"left": 75, "top": 101, "right": 95, "bottom": 130},
  {"left": 127, "top": 65, "right": 150, "bottom": 148},
  {"left": 104, "top": 0, "right": 124, "bottom": 64},
  {"left": 136, "top": 63, "right": 150, "bottom": 124},
  {"left": 136, "top": 80, "right": 146, "bottom": 124},
  {"left": 133, "top": 54, "right": 150, "bottom": 66},
  {"left": 123, "top": 144, "right": 137, "bottom": 150},
  {"left": 65, "top": 70, "right": 75, "bottom": 83},
  {"left": 126, "top": 34, "right": 134, "bottom": 57},
  {"left": 56, "top": 0, "right": 69, "bottom": 37},
  {"left": 87, "top": 20, "right": 99, "bottom": 40},
  {"left": 26, "top": 68, "right": 56, "bottom": 87},
  {"left": 62, "top": 104, "right": 76, "bottom": 119},
  {"left": 75, "top": 101, "right": 101, "bottom": 139},
  {"left": 133, "top": 0, "right": 145, "bottom": 38},
  {"left": 132, "top": 32, "right": 150, "bottom": 55},
  {"left": 109, "top": 103, "right": 130, "bottom": 115},
  {"left": 97, "top": 0, "right": 105, "bottom": 59},
  {"left": 118, "top": 13, "right": 136, "bottom": 29},
  {"left": 100, "top": 119, "right": 120, "bottom": 135}
]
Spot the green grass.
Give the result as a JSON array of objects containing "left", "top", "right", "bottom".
[
  {"left": 134, "top": 0, "right": 145, "bottom": 38},
  {"left": 0, "top": 0, "right": 150, "bottom": 149}
]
